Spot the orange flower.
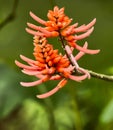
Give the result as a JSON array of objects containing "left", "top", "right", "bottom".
[
  {"left": 15, "top": 36, "right": 89, "bottom": 98},
  {"left": 26, "top": 6, "right": 100, "bottom": 54},
  {"left": 46, "top": 6, "right": 72, "bottom": 30},
  {"left": 15, "top": 6, "right": 100, "bottom": 98}
]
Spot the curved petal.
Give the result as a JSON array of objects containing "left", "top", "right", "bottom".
[
  {"left": 15, "top": 60, "right": 38, "bottom": 70},
  {"left": 37, "top": 79, "right": 67, "bottom": 98},
  {"left": 69, "top": 73, "right": 88, "bottom": 81},
  {"left": 20, "top": 75, "right": 50, "bottom": 87},
  {"left": 75, "top": 42, "right": 88, "bottom": 60},
  {"left": 76, "top": 42, "right": 100, "bottom": 54},
  {"left": 77, "top": 67, "right": 90, "bottom": 79},
  {"left": 74, "top": 27, "right": 94, "bottom": 40},
  {"left": 26, "top": 28, "right": 44, "bottom": 36},
  {"left": 37, "top": 85, "right": 60, "bottom": 99},
  {"left": 50, "top": 75, "right": 62, "bottom": 80},
  {"left": 30, "top": 11, "right": 46, "bottom": 25},
  {"left": 22, "top": 69, "right": 42, "bottom": 75},
  {"left": 20, "top": 55, "right": 36, "bottom": 64},
  {"left": 75, "top": 18, "right": 96, "bottom": 32},
  {"left": 27, "top": 23, "right": 53, "bottom": 36}
]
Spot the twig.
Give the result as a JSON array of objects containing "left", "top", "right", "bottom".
[
  {"left": 0, "top": 0, "right": 19, "bottom": 30},
  {"left": 88, "top": 70, "right": 113, "bottom": 82}
]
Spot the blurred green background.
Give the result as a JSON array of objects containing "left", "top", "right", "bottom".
[{"left": 0, "top": 0, "right": 113, "bottom": 130}]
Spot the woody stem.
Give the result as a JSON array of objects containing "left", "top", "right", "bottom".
[
  {"left": 58, "top": 32, "right": 78, "bottom": 73},
  {"left": 59, "top": 33, "right": 113, "bottom": 82},
  {"left": 58, "top": 32, "right": 67, "bottom": 54}
]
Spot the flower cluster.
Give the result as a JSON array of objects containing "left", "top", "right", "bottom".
[
  {"left": 26, "top": 6, "right": 100, "bottom": 54},
  {"left": 15, "top": 6, "right": 100, "bottom": 98},
  {"left": 15, "top": 36, "right": 89, "bottom": 98}
]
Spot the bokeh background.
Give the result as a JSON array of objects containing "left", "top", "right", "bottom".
[{"left": 0, "top": 0, "right": 113, "bottom": 130}]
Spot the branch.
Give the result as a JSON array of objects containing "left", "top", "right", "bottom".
[
  {"left": 0, "top": 0, "right": 19, "bottom": 30},
  {"left": 88, "top": 70, "right": 113, "bottom": 82}
]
